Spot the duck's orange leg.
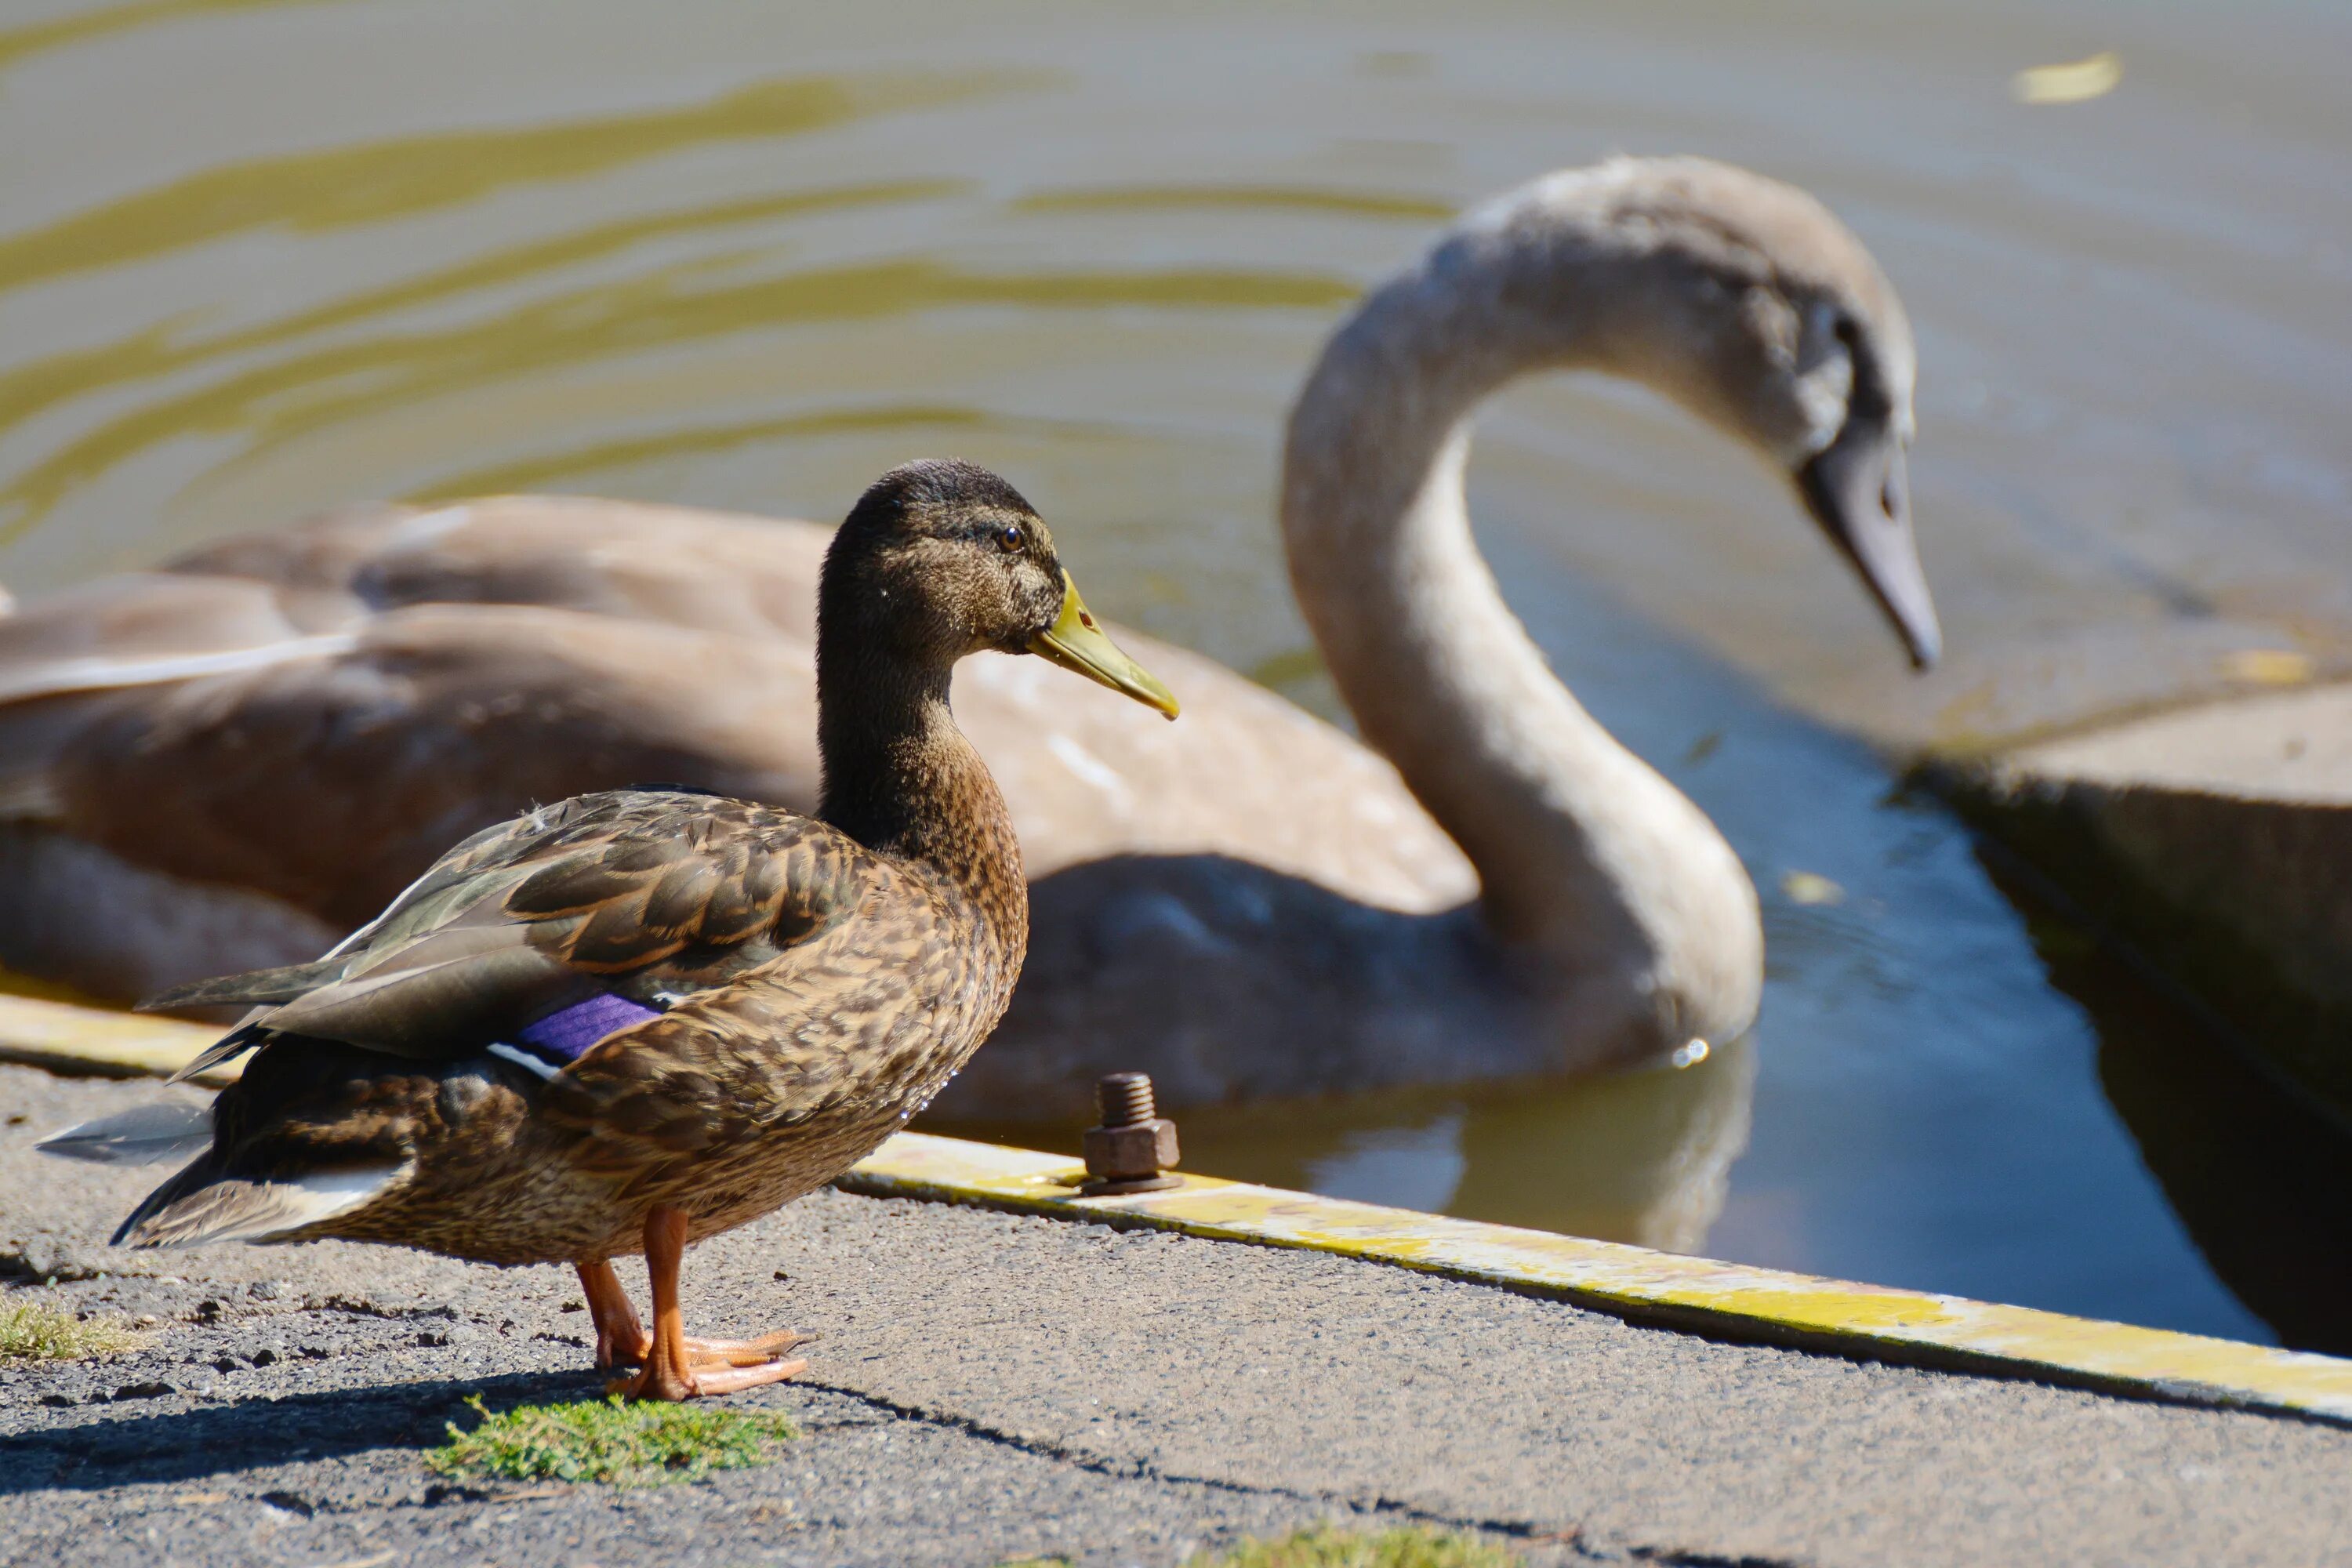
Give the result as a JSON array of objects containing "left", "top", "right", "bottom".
[
  {"left": 578, "top": 1256, "right": 808, "bottom": 1372},
  {"left": 576, "top": 1259, "right": 649, "bottom": 1369},
  {"left": 608, "top": 1205, "right": 809, "bottom": 1401}
]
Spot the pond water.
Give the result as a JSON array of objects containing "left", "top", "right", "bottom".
[{"left": 3, "top": 0, "right": 2347, "bottom": 1346}]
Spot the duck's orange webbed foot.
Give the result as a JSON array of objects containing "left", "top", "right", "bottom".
[
  {"left": 609, "top": 1344, "right": 809, "bottom": 1401},
  {"left": 684, "top": 1329, "right": 812, "bottom": 1365},
  {"left": 587, "top": 1209, "right": 811, "bottom": 1402},
  {"left": 603, "top": 1329, "right": 811, "bottom": 1395}
]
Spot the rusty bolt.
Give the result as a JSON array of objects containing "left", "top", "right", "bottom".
[{"left": 1080, "top": 1072, "right": 1181, "bottom": 1196}]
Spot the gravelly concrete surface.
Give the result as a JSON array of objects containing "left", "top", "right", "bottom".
[{"left": 4, "top": 1064, "right": 2349, "bottom": 1568}]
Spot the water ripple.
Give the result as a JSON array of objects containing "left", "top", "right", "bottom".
[
  {"left": 414, "top": 403, "right": 1130, "bottom": 499},
  {"left": 0, "top": 69, "right": 1032, "bottom": 293},
  {"left": 0, "top": 180, "right": 967, "bottom": 438},
  {"left": 0, "top": 257, "right": 1356, "bottom": 535},
  {"left": 0, "top": 0, "right": 329, "bottom": 73}
]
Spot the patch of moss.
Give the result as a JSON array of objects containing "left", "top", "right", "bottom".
[
  {"left": 1189, "top": 1526, "right": 1525, "bottom": 1568},
  {"left": 426, "top": 1394, "right": 797, "bottom": 1486},
  {"left": 0, "top": 1301, "right": 140, "bottom": 1360}
]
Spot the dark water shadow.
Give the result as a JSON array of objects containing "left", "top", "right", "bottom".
[
  {"left": 1974, "top": 839, "right": 2352, "bottom": 1356},
  {"left": 0, "top": 1367, "right": 601, "bottom": 1495}
]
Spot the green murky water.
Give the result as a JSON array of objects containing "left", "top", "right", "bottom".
[{"left": 4, "top": 0, "right": 2348, "bottom": 1346}]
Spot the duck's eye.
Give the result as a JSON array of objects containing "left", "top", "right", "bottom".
[{"left": 996, "top": 524, "right": 1025, "bottom": 554}]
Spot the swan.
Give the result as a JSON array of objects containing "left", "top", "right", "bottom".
[{"left": 0, "top": 158, "right": 1934, "bottom": 1119}]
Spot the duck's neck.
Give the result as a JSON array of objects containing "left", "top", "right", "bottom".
[
  {"left": 816, "top": 659, "right": 1026, "bottom": 960},
  {"left": 1279, "top": 192, "right": 1757, "bottom": 1022}
]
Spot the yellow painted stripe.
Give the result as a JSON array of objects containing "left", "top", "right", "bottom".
[
  {"left": 0, "top": 992, "right": 238, "bottom": 1084},
  {"left": 842, "top": 1138, "right": 2352, "bottom": 1425},
  {"left": 6, "top": 992, "right": 2347, "bottom": 1422}
]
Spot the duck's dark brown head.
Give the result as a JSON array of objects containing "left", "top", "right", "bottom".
[{"left": 818, "top": 459, "right": 1177, "bottom": 715}]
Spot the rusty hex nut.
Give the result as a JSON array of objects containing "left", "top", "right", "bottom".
[{"left": 1083, "top": 1117, "right": 1179, "bottom": 1182}]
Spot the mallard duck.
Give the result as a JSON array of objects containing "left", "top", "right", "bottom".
[
  {"left": 0, "top": 158, "right": 1929, "bottom": 1113},
  {"left": 38, "top": 460, "right": 1178, "bottom": 1400}
]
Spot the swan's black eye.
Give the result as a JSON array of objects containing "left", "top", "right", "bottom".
[{"left": 996, "top": 523, "right": 1025, "bottom": 554}]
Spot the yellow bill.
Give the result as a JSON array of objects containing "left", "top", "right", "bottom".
[{"left": 1028, "top": 572, "right": 1180, "bottom": 720}]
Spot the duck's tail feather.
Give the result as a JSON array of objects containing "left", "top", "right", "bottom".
[
  {"left": 112, "top": 1159, "right": 402, "bottom": 1248},
  {"left": 162, "top": 1021, "right": 272, "bottom": 1085},
  {"left": 35, "top": 1102, "right": 212, "bottom": 1166},
  {"left": 140, "top": 958, "right": 347, "bottom": 1014},
  {"left": 144, "top": 955, "right": 355, "bottom": 1085}
]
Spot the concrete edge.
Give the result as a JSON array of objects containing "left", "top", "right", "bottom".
[
  {"left": 0, "top": 993, "right": 238, "bottom": 1083},
  {"left": 841, "top": 1134, "right": 2352, "bottom": 1428},
  {"left": 6, "top": 992, "right": 2348, "bottom": 1427},
  {"left": 1915, "top": 755, "right": 2352, "bottom": 1123}
]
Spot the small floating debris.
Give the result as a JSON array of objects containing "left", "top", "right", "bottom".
[
  {"left": 1779, "top": 870, "right": 1846, "bottom": 907},
  {"left": 2223, "top": 648, "right": 2314, "bottom": 687},
  {"left": 2012, "top": 51, "right": 2122, "bottom": 105}
]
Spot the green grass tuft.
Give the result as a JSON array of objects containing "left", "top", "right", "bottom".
[
  {"left": 0, "top": 1301, "right": 140, "bottom": 1361},
  {"left": 426, "top": 1394, "right": 797, "bottom": 1486},
  {"left": 1189, "top": 1526, "right": 1526, "bottom": 1568}
]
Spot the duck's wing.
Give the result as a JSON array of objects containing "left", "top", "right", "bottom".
[
  {"left": 147, "top": 790, "right": 866, "bottom": 1080},
  {"left": 89, "top": 791, "right": 872, "bottom": 1250}
]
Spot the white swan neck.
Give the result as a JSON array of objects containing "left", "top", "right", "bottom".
[{"left": 1278, "top": 198, "right": 1762, "bottom": 1048}]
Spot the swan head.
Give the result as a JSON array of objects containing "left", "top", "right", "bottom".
[
  {"left": 1766, "top": 270, "right": 1939, "bottom": 673},
  {"left": 1757, "top": 270, "right": 1939, "bottom": 670},
  {"left": 1475, "top": 158, "right": 1941, "bottom": 668}
]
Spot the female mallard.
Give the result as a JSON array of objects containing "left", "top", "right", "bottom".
[{"left": 41, "top": 459, "right": 1177, "bottom": 1400}]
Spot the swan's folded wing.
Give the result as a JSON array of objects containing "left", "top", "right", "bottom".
[{"left": 0, "top": 500, "right": 826, "bottom": 937}]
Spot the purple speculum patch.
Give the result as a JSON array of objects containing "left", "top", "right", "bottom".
[{"left": 503, "top": 992, "right": 662, "bottom": 1069}]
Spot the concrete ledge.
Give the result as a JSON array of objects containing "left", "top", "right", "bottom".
[
  {"left": 7, "top": 991, "right": 2350, "bottom": 1428},
  {"left": 0, "top": 992, "right": 241, "bottom": 1084},
  {"left": 1926, "top": 682, "right": 2352, "bottom": 1117},
  {"left": 844, "top": 1133, "right": 2352, "bottom": 1426}
]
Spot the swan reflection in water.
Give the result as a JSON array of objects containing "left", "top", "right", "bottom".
[{"left": 942, "top": 1030, "right": 1759, "bottom": 1259}]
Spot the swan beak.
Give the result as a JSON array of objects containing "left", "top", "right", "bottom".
[
  {"left": 1029, "top": 572, "right": 1181, "bottom": 719},
  {"left": 1798, "top": 422, "right": 1942, "bottom": 670}
]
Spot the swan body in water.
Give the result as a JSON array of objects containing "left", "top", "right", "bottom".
[{"left": 0, "top": 158, "right": 1935, "bottom": 1120}]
